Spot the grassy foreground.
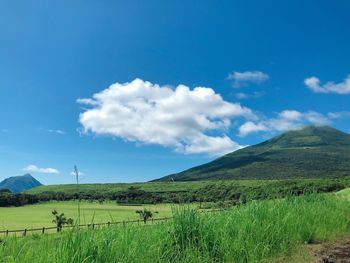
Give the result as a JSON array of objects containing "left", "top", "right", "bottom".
[
  {"left": 0, "top": 201, "right": 173, "bottom": 230},
  {"left": 1, "top": 193, "right": 350, "bottom": 263},
  {"left": 336, "top": 188, "right": 350, "bottom": 200}
]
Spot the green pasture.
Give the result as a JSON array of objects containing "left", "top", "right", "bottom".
[{"left": 0, "top": 201, "right": 175, "bottom": 231}]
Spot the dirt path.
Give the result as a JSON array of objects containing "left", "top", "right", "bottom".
[{"left": 309, "top": 237, "right": 350, "bottom": 263}]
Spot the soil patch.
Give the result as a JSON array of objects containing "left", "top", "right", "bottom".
[{"left": 309, "top": 237, "right": 350, "bottom": 263}]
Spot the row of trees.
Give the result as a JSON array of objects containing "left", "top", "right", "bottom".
[
  {"left": 1, "top": 179, "right": 347, "bottom": 207},
  {"left": 0, "top": 189, "right": 39, "bottom": 207}
]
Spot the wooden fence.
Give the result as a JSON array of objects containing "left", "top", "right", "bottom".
[
  {"left": 0, "top": 208, "right": 223, "bottom": 238},
  {"left": 0, "top": 216, "right": 173, "bottom": 237}
]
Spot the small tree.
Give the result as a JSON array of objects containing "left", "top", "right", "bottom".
[
  {"left": 52, "top": 210, "right": 74, "bottom": 232},
  {"left": 136, "top": 208, "right": 157, "bottom": 224}
]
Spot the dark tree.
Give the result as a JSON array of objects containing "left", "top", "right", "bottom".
[
  {"left": 136, "top": 208, "right": 158, "bottom": 224},
  {"left": 51, "top": 210, "right": 74, "bottom": 232}
]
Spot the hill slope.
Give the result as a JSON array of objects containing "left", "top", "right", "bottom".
[
  {"left": 0, "top": 174, "right": 42, "bottom": 192},
  {"left": 157, "top": 126, "right": 350, "bottom": 181}
]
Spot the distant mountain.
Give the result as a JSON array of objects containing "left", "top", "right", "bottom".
[
  {"left": 0, "top": 174, "right": 42, "bottom": 193},
  {"left": 156, "top": 126, "right": 350, "bottom": 181}
]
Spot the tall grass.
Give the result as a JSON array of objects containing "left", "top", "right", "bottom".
[{"left": 1, "top": 194, "right": 349, "bottom": 263}]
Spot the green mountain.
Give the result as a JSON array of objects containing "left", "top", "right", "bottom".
[
  {"left": 157, "top": 126, "right": 350, "bottom": 181},
  {"left": 0, "top": 174, "right": 42, "bottom": 193}
]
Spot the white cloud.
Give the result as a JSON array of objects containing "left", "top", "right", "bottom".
[
  {"left": 303, "top": 111, "right": 330, "bottom": 124},
  {"left": 23, "top": 164, "right": 59, "bottom": 174},
  {"left": 76, "top": 98, "right": 99, "bottom": 106},
  {"left": 305, "top": 75, "right": 350, "bottom": 94},
  {"left": 328, "top": 111, "right": 350, "bottom": 119},
  {"left": 47, "top": 129, "right": 66, "bottom": 135},
  {"left": 235, "top": 93, "right": 249, "bottom": 99},
  {"left": 235, "top": 91, "right": 265, "bottom": 100},
  {"left": 239, "top": 110, "right": 330, "bottom": 137},
  {"left": 278, "top": 110, "right": 303, "bottom": 121},
  {"left": 181, "top": 134, "right": 244, "bottom": 155},
  {"left": 227, "top": 71, "right": 269, "bottom": 88},
  {"left": 78, "top": 78, "right": 256, "bottom": 156},
  {"left": 239, "top": 122, "right": 268, "bottom": 137}
]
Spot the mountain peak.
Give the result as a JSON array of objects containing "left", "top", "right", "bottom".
[
  {"left": 0, "top": 174, "right": 42, "bottom": 193},
  {"left": 156, "top": 126, "right": 350, "bottom": 181},
  {"left": 268, "top": 125, "right": 350, "bottom": 148},
  {"left": 22, "top": 173, "right": 33, "bottom": 178},
  {"left": 285, "top": 125, "right": 345, "bottom": 135}
]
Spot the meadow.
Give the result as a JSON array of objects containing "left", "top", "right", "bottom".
[
  {"left": 3, "top": 177, "right": 349, "bottom": 232},
  {"left": 0, "top": 192, "right": 350, "bottom": 263},
  {"left": 0, "top": 201, "right": 174, "bottom": 231}
]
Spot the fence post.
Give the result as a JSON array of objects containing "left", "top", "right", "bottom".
[{"left": 4, "top": 216, "right": 177, "bottom": 238}]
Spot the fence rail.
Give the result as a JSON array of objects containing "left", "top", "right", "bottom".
[
  {"left": 0, "top": 208, "right": 223, "bottom": 238},
  {"left": 0, "top": 216, "right": 173, "bottom": 237}
]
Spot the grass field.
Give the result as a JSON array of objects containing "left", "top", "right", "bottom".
[
  {"left": 0, "top": 192, "right": 349, "bottom": 263},
  {"left": 0, "top": 201, "right": 175, "bottom": 231},
  {"left": 336, "top": 188, "right": 350, "bottom": 200}
]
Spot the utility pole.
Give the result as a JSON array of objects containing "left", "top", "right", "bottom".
[{"left": 74, "top": 165, "right": 81, "bottom": 227}]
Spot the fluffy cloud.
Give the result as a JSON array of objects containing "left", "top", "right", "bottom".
[
  {"left": 239, "top": 110, "right": 330, "bottom": 137},
  {"left": 23, "top": 164, "right": 59, "bottom": 174},
  {"left": 78, "top": 79, "right": 255, "bottom": 156},
  {"left": 305, "top": 75, "right": 350, "bottom": 94},
  {"left": 239, "top": 122, "right": 268, "bottom": 137},
  {"left": 227, "top": 71, "right": 269, "bottom": 88}
]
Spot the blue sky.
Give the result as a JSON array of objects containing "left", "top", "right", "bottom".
[{"left": 1, "top": 1, "right": 350, "bottom": 184}]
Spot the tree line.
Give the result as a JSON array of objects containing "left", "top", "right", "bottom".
[
  {"left": 0, "top": 189, "right": 39, "bottom": 207},
  {"left": 0, "top": 178, "right": 348, "bottom": 207}
]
